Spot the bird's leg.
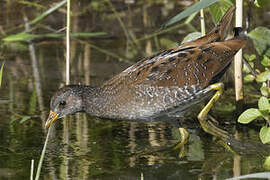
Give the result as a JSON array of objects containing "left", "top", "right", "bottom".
[{"left": 197, "top": 82, "right": 229, "bottom": 139}]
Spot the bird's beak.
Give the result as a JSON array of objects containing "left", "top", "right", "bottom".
[{"left": 45, "top": 110, "right": 59, "bottom": 128}]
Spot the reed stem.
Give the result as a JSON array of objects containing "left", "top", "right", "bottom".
[
  {"left": 200, "top": 2, "right": 206, "bottom": 36},
  {"left": 34, "top": 127, "right": 52, "bottom": 180},
  {"left": 234, "top": 0, "right": 243, "bottom": 101},
  {"left": 66, "top": 0, "right": 71, "bottom": 85},
  {"left": 30, "top": 159, "right": 34, "bottom": 180}
]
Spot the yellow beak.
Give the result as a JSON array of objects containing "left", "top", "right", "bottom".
[{"left": 45, "top": 110, "right": 59, "bottom": 128}]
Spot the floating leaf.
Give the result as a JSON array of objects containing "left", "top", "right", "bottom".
[
  {"left": 0, "top": 61, "right": 4, "bottom": 87},
  {"left": 258, "top": 96, "right": 270, "bottom": 112},
  {"left": 238, "top": 108, "right": 262, "bottom": 124},
  {"left": 181, "top": 32, "right": 201, "bottom": 44},
  {"left": 163, "top": 0, "right": 219, "bottom": 27},
  {"left": 209, "top": 0, "right": 233, "bottom": 23},
  {"left": 248, "top": 27, "right": 270, "bottom": 57},
  {"left": 260, "top": 126, "right": 270, "bottom": 144},
  {"left": 256, "top": 71, "right": 270, "bottom": 82}
]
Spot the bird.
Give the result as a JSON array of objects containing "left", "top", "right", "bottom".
[{"left": 45, "top": 6, "right": 246, "bottom": 141}]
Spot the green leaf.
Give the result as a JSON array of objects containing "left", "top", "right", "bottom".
[
  {"left": 260, "top": 126, "right": 270, "bottom": 144},
  {"left": 243, "top": 62, "right": 254, "bottom": 73},
  {"left": 3, "top": 32, "right": 106, "bottom": 42},
  {"left": 209, "top": 0, "right": 233, "bottom": 23},
  {"left": 261, "top": 55, "right": 270, "bottom": 67},
  {"left": 20, "top": 116, "right": 31, "bottom": 124},
  {"left": 256, "top": 71, "right": 270, "bottom": 82},
  {"left": 244, "top": 53, "right": 256, "bottom": 62},
  {"left": 254, "top": 0, "right": 270, "bottom": 7},
  {"left": 248, "top": 27, "right": 270, "bottom": 57},
  {"left": 163, "top": 0, "right": 219, "bottom": 27},
  {"left": 244, "top": 74, "right": 255, "bottom": 82},
  {"left": 238, "top": 108, "right": 262, "bottom": 124},
  {"left": 258, "top": 96, "right": 270, "bottom": 111},
  {"left": 3, "top": 33, "right": 40, "bottom": 42},
  {"left": 0, "top": 61, "right": 4, "bottom": 87},
  {"left": 260, "top": 83, "right": 270, "bottom": 97}
]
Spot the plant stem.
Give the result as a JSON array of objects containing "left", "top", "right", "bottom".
[
  {"left": 30, "top": 159, "right": 34, "bottom": 180},
  {"left": 35, "top": 127, "right": 52, "bottom": 180},
  {"left": 234, "top": 0, "right": 243, "bottom": 101},
  {"left": 0, "top": 61, "right": 5, "bottom": 87},
  {"left": 200, "top": 2, "right": 206, "bottom": 36},
  {"left": 66, "top": 0, "right": 70, "bottom": 85}
]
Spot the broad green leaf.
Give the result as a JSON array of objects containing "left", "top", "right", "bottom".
[
  {"left": 163, "top": 0, "right": 219, "bottom": 27},
  {"left": 260, "top": 126, "right": 270, "bottom": 144},
  {"left": 264, "top": 156, "right": 270, "bottom": 170},
  {"left": 20, "top": 116, "right": 31, "bottom": 124},
  {"left": 261, "top": 55, "right": 270, "bottom": 67},
  {"left": 0, "top": 61, "right": 4, "bottom": 87},
  {"left": 258, "top": 96, "right": 270, "bottom": 111},
  {"left": 256, "top": 71, "right": 270, "bottom": 82},
  {"left": 238, "top": 108, "right": 262, "bottom": 124},
  {"left": 244, "top": 74, "right": 255, "bottom": 82},
  {"left": 181, "top": 32, "right": 201, "bottom": 44},
  {"left": 248, "top": 27, "right": 270, "bottom": 57},
  {"left": 244, "top": 53, "right": 256, "bottom": 62},
  {"left": 243, "top": 62, "right": 254, "bottom": 73},
  {"left": 209, "top": 0, "right": 233, "bottom": 23}
]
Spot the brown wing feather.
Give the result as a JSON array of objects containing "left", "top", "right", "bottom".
[{"left": 102, "top": 6, "right": 244, "bottom": 92}]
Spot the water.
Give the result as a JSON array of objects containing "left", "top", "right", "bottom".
[{"left": 0, "top": 1, "right": 270, "bottom": 179}]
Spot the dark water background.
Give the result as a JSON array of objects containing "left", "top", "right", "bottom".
[{"left": 1, "top": 0, "right": 270, "bottom": 179}]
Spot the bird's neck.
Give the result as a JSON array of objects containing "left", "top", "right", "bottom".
[{"left": 81, "top": 85, "right": 109, "bottom": 117}]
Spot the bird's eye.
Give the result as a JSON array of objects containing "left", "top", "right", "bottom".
[{"left": 59, "top": 101, "right": 66, "bottom": 106}]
